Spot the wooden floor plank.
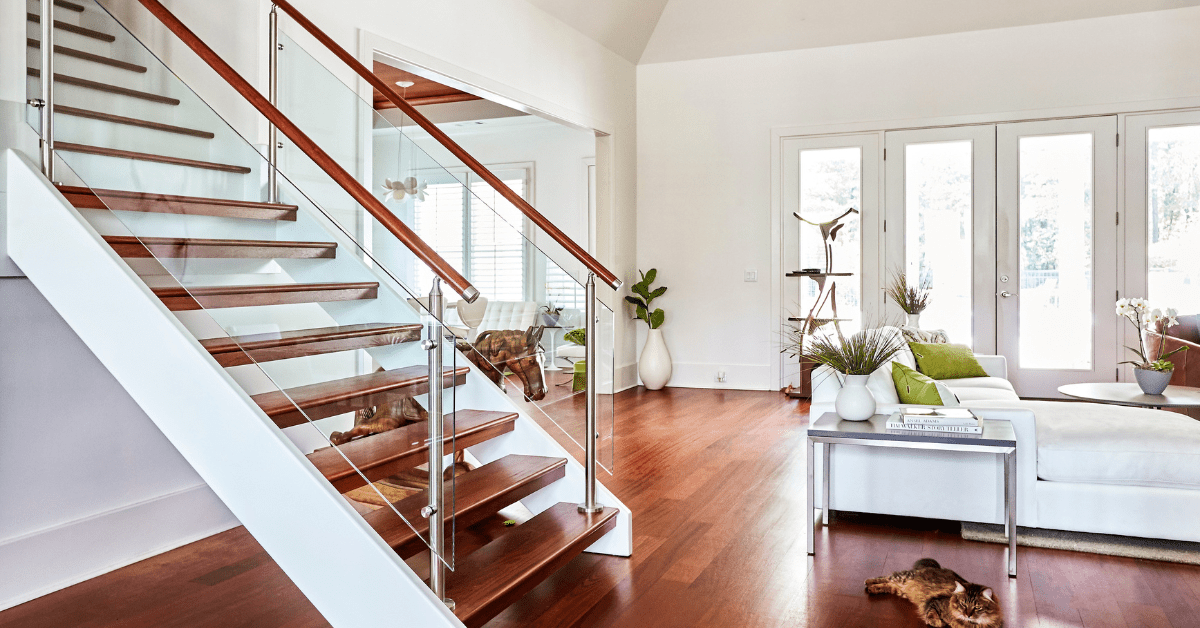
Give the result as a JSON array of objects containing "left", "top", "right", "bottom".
[{"left": 4, "top": 389, "right": 1200, "bottom": 628}]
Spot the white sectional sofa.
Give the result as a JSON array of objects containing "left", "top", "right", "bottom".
[{"left": 810, "top": 344, "right": 1200, "bottom": 544}]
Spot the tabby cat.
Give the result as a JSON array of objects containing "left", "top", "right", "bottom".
[{"left": 865, "top": 558, "right": 1003, "bottom": 627}]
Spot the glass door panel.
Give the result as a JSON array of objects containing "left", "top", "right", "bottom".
[
  {"left": 997, "top": 117, "right": 1118, "bottom": 396},
  {"left": 1123, "top": 111, "right": 1200, "bottom": 382},
  {"left": 779, "top": 133, "right": 881, "bottom": 394},
  {"left": 884, "top": 127, "right": 996, "bottom": 351}
]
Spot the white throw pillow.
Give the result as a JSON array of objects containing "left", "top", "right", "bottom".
[
  {"left": 934, "top": 381, "right": 960, "bottom": 406},
  {"left": 865, "top": 359, "right": 902, "bottom": 405}
]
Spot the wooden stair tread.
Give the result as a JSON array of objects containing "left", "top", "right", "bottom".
[
  {"left": 56, "top": 185, "right": 298, "bottom": 221},
  {"left": 27, "top": 12, "right": 116, "bottom": 42},
  {"left": 363, "top": 454, "right": 567, "bottom": 558},
  {"left": 28, "top": 39, "right": 148, "bottom": 73},
  {"left": 151, "top": 281, "right": 379, "bottom": 311},
  {"left": 56, "top": 105, "right": 213, "bottom": 138},
  {"left": 448, "top": 503, "right": 620, "bottom": 628},
  {"left": 308, "top": 410, "right": 517, "bottom": 492},
  {"left": 54, "top": 0, "right": 85, "bottom": 12},
  {"left": 27, "top": 68, "right": 178, "bottom": 104},
  {"left": 56, "top": 142, "right": 249, "bottom": 174},
  {"left": 251, "top": 364, "right": 470, "bottom": 428},
  {"left": 201, "top": 322, "right": 422, "bottom": 367},
  {"left": 104, "top": 235, "right": 336, "bottom": 259}
]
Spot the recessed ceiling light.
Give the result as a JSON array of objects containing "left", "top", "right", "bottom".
[{"left": 395, "top": 81, "right": 415, "bottom": 88}]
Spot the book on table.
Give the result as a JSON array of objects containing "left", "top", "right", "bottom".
[
  {"left": 886, "top": 410, "right": 982, "bottom": 434},
  {"left": 897, "top": 407, "right": 979, "bottom": 426}
]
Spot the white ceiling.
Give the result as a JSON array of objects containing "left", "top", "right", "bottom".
[
  {"left": 526, "top": 0, "right": 1200, "bottom": 65},
  {"left": 524, "top": 0, "right": 672, "bottom": 63}
]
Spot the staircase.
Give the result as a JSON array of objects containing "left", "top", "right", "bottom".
[{"left": 10, "top": 1, "right": 628, "bottom": 626}]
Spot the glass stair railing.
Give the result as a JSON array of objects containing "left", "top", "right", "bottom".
[
  {"left": 273, "top": 24, "right": 617, "bottom": 477},
  {"left": 23, "top": 0, "right": 623, "bottom": 622}
]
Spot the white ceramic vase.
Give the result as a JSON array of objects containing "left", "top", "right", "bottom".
[
  {"left": 835, "top": 374, "right": 876, "bottom": 421},
  {"left": 1134, "top": 367, "right": 1172, "bottom": 395},
  {"left": 906, "top": 313, "right": 921, "bottom": 328},
  {"left": 639, "top": 328, "right": 672, "bottom": 390}
]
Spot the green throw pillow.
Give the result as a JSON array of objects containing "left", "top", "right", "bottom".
[
  {"left": 908, "top": 342, "right": 989, "bottom": 380},
  {"left": 892, "top": 362, "right": 947, "bottom": 405}
]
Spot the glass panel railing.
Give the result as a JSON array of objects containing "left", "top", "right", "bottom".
[
  {"left": 276, "top": 28, "right": 616, "bottom": 474},
  {"left": 32, "top": 0, "right": 463, "bottom": 567}
]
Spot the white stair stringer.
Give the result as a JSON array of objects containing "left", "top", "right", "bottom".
[{"left": 5, "top": 150, "right": 464, "bottom": 628}]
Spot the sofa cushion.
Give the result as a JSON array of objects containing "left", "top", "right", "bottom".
[
  {"left": 940, "top": 376, "right": 1018, "bottom": 392},
  {"left": 951, "top": 387, "right": 1021, "bottom": 403},
  {"left": 909, "top": 342, "right": 990, "bottom": 379},
  {"left": 988, "top": 400, "right": 1200, "bottom": 490}
]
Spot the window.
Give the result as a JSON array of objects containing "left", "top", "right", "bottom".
[{"left": 413, "top": 166, "right": 531, "bottom": 302}]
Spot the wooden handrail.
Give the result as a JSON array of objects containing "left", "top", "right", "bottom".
[
  {"left": 133, "top": 0, "right": 479, "bottom": 303},
  {"left": 270, "top": 0, "right": 622, "bottom": 291}
]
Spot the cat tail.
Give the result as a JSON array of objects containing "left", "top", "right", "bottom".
[{"left": 912, "top": 558, "right": 941, "bottom": 570}]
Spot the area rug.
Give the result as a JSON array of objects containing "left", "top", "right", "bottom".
[{"left": 961, "top": 522, "right": 1200, "bottom": 566}]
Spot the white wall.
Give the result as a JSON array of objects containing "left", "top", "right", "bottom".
[{"left": 636, "top": 7, "right": 1200, "bottom": 390}]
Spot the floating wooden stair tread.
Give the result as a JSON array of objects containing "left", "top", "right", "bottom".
[
  {"left": 57, "top": 185, "right": 298, "bottom": 220},
  {"left": 308, "top": 410, "right": 517, "bottom": 492},
  {"left": 27, "top": 68, "right": 178, "bottom": 104},
  {"left": 152, "top": 281, "right": 378, "bottom": 311},
  {"left": 27, "top": 39, "right": 147, "bottom": 73},
  {"left": 448, "top": 503, "right": 620, "bottom": 628},
  {"left": 56, "top": 105, "right": 213, "bottom": 138},
  {"left": 251, "top": 365, "right": 470, "bottom": 428},
  {"left": 201, "top": 322, "right": 422, "bottom": 367},
  {"left": 364, "top": 455, "right": 567, "bottom": 558},
  {"left": 27, "top": 13, "right": 116, "bottom": 42},
  {"left": 105, "top": 236, "right": 336, "bottom": 260},
  {"left": 56, "top": 142, "right": 250, "bottom": 174},
  {"left": 54, "top": 0, "right": 85, "bottom": 12}
]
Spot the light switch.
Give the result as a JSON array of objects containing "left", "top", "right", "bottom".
[{"left": 744, "top": 269, "right": 758, "bottom": 282}]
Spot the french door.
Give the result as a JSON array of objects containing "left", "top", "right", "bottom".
[
  {"left": 996, "top": 117, "right": 1118, "bottom": 396},
  {"left": 1123, "top": 110, "right": 1200, "bottom": 375},
  {"left": 884, "top": 126, "right": 997, "bottom": 352},
  {"left": 883, "top": 117, "right": 1118, "bottom": 397}
]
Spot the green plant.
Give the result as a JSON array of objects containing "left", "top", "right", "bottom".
[
  {"left": 791, "top": 326, "right": 906, "bottom": 376},
  {"left": 885, "top": 271, "right": 931, "bottom": 315},
  {"left": 1147, "top": 359, "right": 1177, "bottom": 373},
  {"left": 626, "top": 268, "right": 667, "bottom": 329},
  {"left": 564, "top": 329, "right": 586, "bottom": 345}
]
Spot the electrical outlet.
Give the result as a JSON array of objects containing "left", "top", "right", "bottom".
[
  {"left": 744, "top": 269, "right": 758, "bottom": 282},
  {"left": 716, "top": 370, "right": 727, "bottom": 383}
]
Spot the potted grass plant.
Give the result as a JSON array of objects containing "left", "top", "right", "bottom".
[
  {"left": 886, "top": 271, "right": 931, "bottom": 328},
  {"left": 797, "top": 327, "right": 906, "bottom": 420},
  {"left": 1117, "top": 298, "right": 1187, "bottom": 394}
]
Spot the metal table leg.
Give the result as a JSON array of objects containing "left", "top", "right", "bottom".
[
  {"left": 807, "top": 436, "right": 815, "bottom": 555},
  {"left": 822, "top": 442, "right": 831, "bottom": 526},
  {"left": 1004, "top": 450, "right": 1017, "bottom": 577}
]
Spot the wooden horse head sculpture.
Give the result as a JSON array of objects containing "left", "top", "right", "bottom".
[{"left": 457, "top": 326, "right": 547, "bottom": 401}]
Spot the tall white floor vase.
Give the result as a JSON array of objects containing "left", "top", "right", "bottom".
[
  {"left": 835, "top": 374, "right": 876, "bottom": 421},
  {"left": 639, "top": 328, "right": 672, "bottom": 390}
]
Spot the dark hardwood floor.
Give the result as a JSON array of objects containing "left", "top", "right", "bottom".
[{"left": 3, "top": 388, "right": 1200, "bottom": 627}]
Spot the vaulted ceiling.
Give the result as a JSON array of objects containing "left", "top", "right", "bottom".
[{"left": 524, "top": 0, "right": 1200, "bottom": 65}]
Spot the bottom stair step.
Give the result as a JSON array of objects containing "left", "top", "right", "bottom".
[
  {"left": 448, "top": 503, "right": 619, "bottom": 628},
  {"left": 364, "top": 454, "right": 568, "bottom": 559}
]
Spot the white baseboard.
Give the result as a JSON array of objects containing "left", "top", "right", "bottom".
[
  {"left": 615, "top": 362, "right": 638, "bottom": 392},
  {"left": 0, "top": 483, "right": 239, "bottom": 611},
  {"left": 646, "top": 361, "right": 774, "bottom": 391}
]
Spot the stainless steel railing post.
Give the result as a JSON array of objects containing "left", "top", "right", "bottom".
[
  {"left": 578, "top": 273, "right": 604, "bottom": 514},
  {"left": 37, "top": 0, "right": 55, "bottom": 179},
  {"left": 267, "top": 4, "right": 279, "bottom": 203},
  {"left": 423, "top": 278, "right": 455, "bottom": 609}
]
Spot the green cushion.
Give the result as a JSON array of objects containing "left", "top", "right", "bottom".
[
  {"left": 892, "top": 362, "right": 947, "bottom": 405},
  {"left": 908, "top": 342, "right": 989, "bottom": 380}
]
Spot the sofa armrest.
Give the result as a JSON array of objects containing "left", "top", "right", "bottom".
[
  {"left": 969, "top": 406, "right": 1039, "bottom": 526},
  {"left": 811, "top": 365, "right": 843, "bottom": 406},
  {"left": 973, "top": 354, "right": 1008, "bottom": 379}
]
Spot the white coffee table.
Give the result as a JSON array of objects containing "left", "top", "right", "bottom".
[
  {"left": 806, "top": 412, "right": 1019, "bottom": 577},
  {"left": 1058, "top": 382, "right": 1200, "bottom": 410}
]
